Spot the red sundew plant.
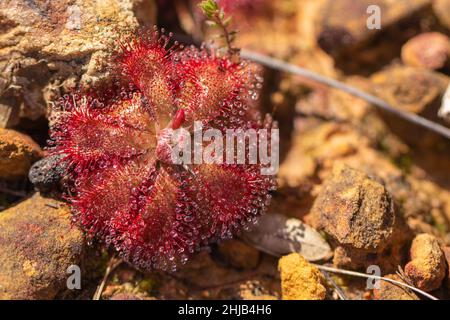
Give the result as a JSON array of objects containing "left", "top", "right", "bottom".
[{"left": 48, "top": 27, "right": 276, "bottom": 271}]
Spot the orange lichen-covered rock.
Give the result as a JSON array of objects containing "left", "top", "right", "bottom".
[
  {"left": 401, "top": 32, "right": 450, "bottom": 70},
  {"left": 0, "top": 128, "right": 43, "bottom": 179},
  {"left": 0, "top": 193, "right": 84, "bottom": 300},
  {"left": 405, "top": 234, "right": 446, "bottom": 292},
  {"left": 278, "top": 253, "right": 326, "bottom": 300}
]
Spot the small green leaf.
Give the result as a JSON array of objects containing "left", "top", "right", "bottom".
[{"left": 198, "top": 0, "right": 219, "bottom": 19}]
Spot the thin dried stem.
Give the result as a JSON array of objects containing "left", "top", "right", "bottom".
[
  {"left": 241, "top": 49, "right": 450, "bottom": 140},
  {"left": 314, "top": 264, "right": 438, "bottom": 300},
  {"left": 321, "top": 270, "right": 348, "bottom": 300},
  {"left": 93, "top": 254, "right": 122, "bottom": 300},
  {"left": 214, "top": 13, "right": 238, "bottom": 57}
]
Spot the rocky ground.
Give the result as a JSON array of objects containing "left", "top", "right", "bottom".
[{"left": 1, "top": 0, "right": 450, "bottom": 300}]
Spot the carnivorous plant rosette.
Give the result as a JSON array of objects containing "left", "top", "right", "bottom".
[{"left": 48, "top": 29, "right": 276, "bottom": 271}]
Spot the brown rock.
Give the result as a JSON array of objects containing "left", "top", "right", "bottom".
[
  {"left": 371, "top": 66, "right": 448, "bottom": 114},
  {"left": 0, "top": 0, "right": 155, "bottom": 123},
  {"left": 309, "top": 164, "right": 413, "bottom": 272},
  {"left": 0, "top": 193, "right": 84, "bottom": 299},
  {"left": 216, "top": 240, "right": 261, "bottom": 269},
  {"left": 283, "top": 121, "right": 449, "bottom": 268},
  {"left": 371, "top": 66, "right": 449, "bottom": 147},
  {"left": 278, "top": 253, "right": 326, "bottom": 300},
  {"left": 401, "top": 32, "right": 450, "bottom": 70},
  {"left": 373, "top": 274, "right": 419, "bottom": 300},
  {"left": 0, "top": 128, "right": 43, "bottom": 178},
  {"left": 405, "top": 234, "right": 446, "bottom": 292},
  {"left": 443, "top": 247, "right": 450, "bottom": 289},
  {"left": 310, "top": 164, "right": 395, "bottom": 252},
  {"left": 317, "top": 0, "right": 430, "bottom": 61},
  {"left": 330, "top": 222, "right": 411, "bottom": 273}
]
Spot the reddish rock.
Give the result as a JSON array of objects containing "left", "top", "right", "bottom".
[
  {"left": 405, "top": 234, "right": 446, "bottom": 292},
  {"left": 0, "top": 128, "right": 43, "bottom": 179},
  {"left": 401, "top": 32, "right": 450, "bottom": 70},
  {"left": 0, "top": 193, "right": 84, "bottom": 299}
]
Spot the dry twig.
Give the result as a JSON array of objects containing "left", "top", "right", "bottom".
[
  {"left": 93, "top": 254, "right": 123, "bottom": 300},
  {"left": 241, "top": 50, "right": 450, "bottom": 140},
  {"left": 314, "top": 264, "right": 438, "bottom": 300}
]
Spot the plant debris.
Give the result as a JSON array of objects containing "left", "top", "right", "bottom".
[{"left": 241, "top": 213, "right": 332, "bottom": 261}]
